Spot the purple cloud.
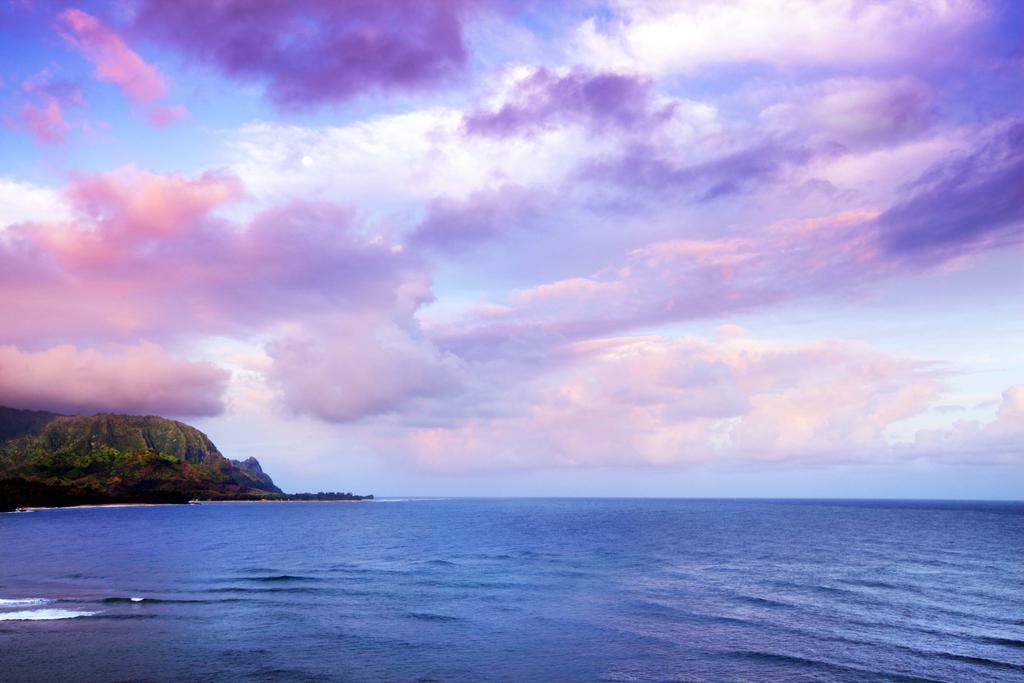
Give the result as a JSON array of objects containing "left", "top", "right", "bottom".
[
  {"left": 584, "top": 139, "right": 820, "bottom": 202},
  {"left": 429, "top": 120, "right": 1024, "bottom": 363},
  {"left": 135, "top": 0, "right": 479, "bottom": 107},
  {"left": 465, "top": 68, "right": 673, "bottom": 137},
  {"left": 426, "top": 209, "right": 892, "bottom": 360},
  {"left": 879, "top": 120, "right": 1024, "bottom": 259},
  {"left": 410, "top": 185, "right": 543, "bottom": 252}
]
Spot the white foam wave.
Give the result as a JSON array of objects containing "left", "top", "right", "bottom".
[
  {"left": 0, "top": 598, "right": 54, "bottom": 606},
  {"left": 0, "top": 609, "right": 97, "bottom": 621}
]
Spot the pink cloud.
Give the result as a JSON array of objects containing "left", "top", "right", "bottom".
[
  {"left": 379, "top": 334, "right": 942, "bottom": 472},
  {"left": 63, "top": 167, "right": 241, "bottom": 241},
  {"left": 0, "top": 169, "right": 422, "bottom": 347},
  {"left": 5, "top": 70, "right": 84, "bottom": 144},
  {"left": 267, "top": 310, "right": 459, "bottom": 422},
  {"left": 15, "top": 99, "right": 69, "bottom": 143},
  {"left": 0, "top": 170, "right": 442, "bottom": 421},
  {"left": 993, "top": 385, "right": 1024, "bottom": 435},
  {"left": 909, "top": 385, "right": 1024, "bottom": 464},
  {"left": 0, "top": 342, "right": 227, "bottom": 416},
  {"left": 146, "top": 104, "right": 189, "bottom": 127},
  {"left": 57, "top": 8, "right": 166, "bottom": 102}
]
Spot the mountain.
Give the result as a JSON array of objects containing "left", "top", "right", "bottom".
[{"left": 0, "top": 406, "right": 282, "bottom": 511}]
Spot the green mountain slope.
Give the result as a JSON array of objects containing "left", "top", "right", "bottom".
[{"left": 0, "top": 406, "right": 281, "bottom": 509}]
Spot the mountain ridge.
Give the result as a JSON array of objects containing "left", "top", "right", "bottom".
[{"left": 0, "top": 405, "right": 289, "bottom": 511}]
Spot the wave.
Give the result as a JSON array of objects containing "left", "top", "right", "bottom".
[
  {"left": 931, "top": 651, "right": 1024, "bottom": 672},
  {"left": 733, "top": 594, "right": 793, "bottom": 609},
  {"left": 0, "top": 609, "right": 98, "bottom": 621},
  {"left": 206, "top": 586, "right": 322, "bottom": 595},
  {"left": 95, "top": 596, "right": 248, "bottom": 605},
  {"left": 839, "top": 578, "right": 917, "bottom": 592},
  {"left": 405, "top": 612, "right": 459, "bottom": 622},
  {"left": 722, "top": 650, "right": 938, "bottom": 682},
  {"left": 0, "top": 598, "right": 54, "bottom": 606},
  {"left": 58, "top": 573, "right": 107, "bottom": 580},
  {"left": 982, "top": 636, "right": 1024, "bottom": 649}
]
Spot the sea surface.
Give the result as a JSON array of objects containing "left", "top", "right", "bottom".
[{"left": 1, "top": 498, "right": 1022, "bottom": 682}]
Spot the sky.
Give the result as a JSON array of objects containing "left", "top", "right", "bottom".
[{"left": 0, "top": 0, "right": 1022, "bottom": 498}]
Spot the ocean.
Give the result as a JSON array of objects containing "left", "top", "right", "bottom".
[{"left": 1, "top": 498, "right": 1022, "bottom": 682}]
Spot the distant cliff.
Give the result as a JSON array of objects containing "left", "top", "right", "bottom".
[{"left": 0, "top": 406, "right": 282, "bottom": 511}]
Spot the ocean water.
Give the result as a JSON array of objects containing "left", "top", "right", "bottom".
[{"left": 1, "top": 499, "right": 1022, "bottom": 682}]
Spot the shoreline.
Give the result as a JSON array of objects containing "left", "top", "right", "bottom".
[
  {"left": 13, "top": 503, "right": 171, "bottom": 511},
  {"left": 6, "top": 498, "right": 375, "bottom": 512}
]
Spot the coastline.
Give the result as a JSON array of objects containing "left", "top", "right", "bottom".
[
  {"left": 12, "top": 503, "right": 173, "bottom": 512},
  {"left": 5, "top": 498, "right": 375, "bottom": 513}
]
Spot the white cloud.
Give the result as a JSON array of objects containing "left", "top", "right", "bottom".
[
  {"left": 221, "top": 88, "right": 721, "bottom": 222},
  {"left": 222, "top": 108, "right": 601, "bottom": 214},
  {"left": 574, "top": 0, "right": 987, "bottom": 75},
  {"left": 0, "top": 177, "right": 70, "bottom": 228}
]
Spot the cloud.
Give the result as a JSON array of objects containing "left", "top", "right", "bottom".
[
  {"left": 410, "top": 185, "right": 544, "bottom": 251},
  {"left": 267, "top": 310, "right": 460, "bottom": 422},
  {"left": 430, "top": 117, "right": 1024, "bottom": 358},
  {"left": 0, "top": 168, "right": 422, "bottom": 346},
  {"left": 134, "top": 0, "right": 482, "bottom": 107},
  {"left": 574, "top": 0, "right": 989, "bottom": 75},
  {"left": 15, "top": 99, "right": 69, "bottom": 144},
  {"left": 879, "top": 119, "right": 1024, "bottom": 260},
  {"left": 583, "top": 137, "right": 820, "bottom": 202},
  {"left": 218, "top": 90, "right": 722, "bottom": 222},
  {"left": 910, "top": 385, "right": 1024, "bottom": 464},
  {"left": 0, "top": 168, "right": 442, "bottom": 420},
  {"left": 4, "top": 70, "right": 85, "bottom": 145},
  {"left": 146, "top": 104, "right": 189, "bottom": 127},
  {"left": 431, "top": 210, "right": 886, "bottom": 357},
  {"left": 993, "top": 385, "right": 1024, "bottom": 434},
  {"left": 464, "top": 68, "right": 673, "bottom": 138},
  {"left": 0, "top": 342, "right": 227, "bottom": 416},
  {"left": 57, "top": 8, "right": 167, "bottom": 103},
  {"left": 222, "top": 110, "right": 608, "bottom": 213},
  {"left": 383, "top": 334, "right": 942, "bottom": 471},
  {"left": 759, "top": 78, "right": 935, "bottom": 149},
  {"left": 0, "top": 178, "right": 71, "bottom": 227}
]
